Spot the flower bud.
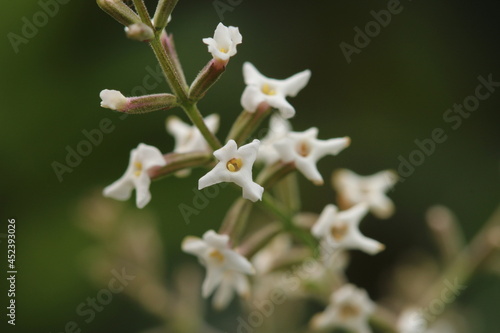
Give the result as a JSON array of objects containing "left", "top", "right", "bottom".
[
  {"left": 97, "top": 0, "right": 141, "bottom": 27},
  {"left": 100, "top": 90, "right": 178, "bottom": 114},
  {"left": 125, "top": 23, "right": 155, "bottom": 42}
]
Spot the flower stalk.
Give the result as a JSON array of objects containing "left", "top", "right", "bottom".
[
  {"left": 97, "top": 0, "right": 141, "bottom": 27},
  {"left": 160, "top": 31, "right": 188, "bottom": 90},
  {"left": 153, "top": 0, "right": 178, "bottom": 31},
  {"left": 226, "top": 105, "right": 273, "bottom": 146},
  {"left": 148, "top": 151, "right": 213, "bottom": 181},
  {"left": 132, "top": 0, "right": 153, "bottom": 28},
  {"left": 189, "top": 59, "right": 226, "bottom": 102},
  {"left": 182, "top": 103, "right": 222, "bottom": 150}
]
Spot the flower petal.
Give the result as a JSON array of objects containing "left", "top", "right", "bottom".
[
  {"left": 135, "top": 144, "right": 166, "bottom": 169},
  {"left": 103, "top": 176, "right": 134, "bottom": 201},
  {"left": 243, "top": 62, "right": 266, "bottom": 86},
  {"left": 280, "top": 69, "right": 311, "bottom": 97},
  {"left": 241, "top": 86, "right": 265, "bottom": 112},
  {"left": 202, "top": 267, "right": 224, "bottom": 297}
]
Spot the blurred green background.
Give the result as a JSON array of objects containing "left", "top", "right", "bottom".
[{"left": 1, "top": 0, "right": 499, "bottom": 332}]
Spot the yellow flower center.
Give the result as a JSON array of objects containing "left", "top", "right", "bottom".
[
  {"left": 339, "top": 303, "right": 360, "bottom": 319},
  {"left": 219, "top": 47, "right": 228, "bottom": 53},
  {"left": 330, "top": 223, "right": 348, "bottom": 241},
  {"left": 296, "top": 141, "right": 311, "bottom": 157},
  {"left": 209, "top": 250, "right": 225, "bottom": 263},
  {"left": 261, "top": 83, "right": 277, "bottom": 96},
  {"left": 226, "top": 158, "right": 243, "bottom": 172},
  {"left": 134, "top": 161, "right": 143, "bottom": 177}
]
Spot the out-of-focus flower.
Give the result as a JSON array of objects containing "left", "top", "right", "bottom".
[
  {"left": 311, "top": 203, "right": 385, "bottom": 255},
  {"left": 199, "top": 140, "right": 264, "bottom": 202},
  {"left": 252, "top": 233, "right": 295, "bottom": 274},
  {"left": 274, "top": 128, "right": 350, "bottom": 185},
  {"left": 257, "top": 115, "right": 292, "bottom": 165},
  {"left": 182, "top": 230, "right": 254, "bottom": 305},
  {"left": 333, "top": 169, "right": 398, "bottom": 219},
  {"left": 212, "top": 270, "right": 250, "bottom": 310},
  {"left": 203, "top": 23, "right": 242, "bottom": 63},
  {"left": 167, "top": 114, "right": 220, "bottom": 153},
  {"left": 398, "top": 308, "right": 460, "bottom": 333},
  {"left": 103, "top": 143, "right": 166, "bottom": 209},
  {"left": 311, "top": 284, "right": 375, "bottom": 333},
  {"left": 241, "top": 62, "right": 311, "bottom": 119}
]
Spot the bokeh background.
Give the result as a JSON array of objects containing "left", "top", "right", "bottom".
[{"left": 1, "top": 0, "right": 499, "bottom": 332}]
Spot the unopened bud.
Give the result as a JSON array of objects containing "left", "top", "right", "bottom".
[
  {"left": 97, "top": 0, "right": 141, "bottom": 27},
  {"left": 153, "top": 0, "right": 177, "bottom": 31},
  {"left": 100, "top": 90, "right": 178, "bottom": 114},
  {"left": 189, "top": 59, "right": 226, "bottom": 102},
  {"left": 125, "top": 23, "right": 155, "bottom": 42}
]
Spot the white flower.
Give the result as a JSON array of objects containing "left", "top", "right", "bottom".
[
  {"left": 182, "top": 230, "right": 254, "bottom": 303},
  {"left": 199, "top": 139, "right": 264, "bottom": 202},
  {"left": 274, "top": 128, "right": 350, "bottom": 185},
  {"left": 241, "top": 62, "right": 311, "bottom": 119},
  {"left": 167, "top": 114, "right": 220, "bottom": 153},
  {"left": 257, "top": 115, "right": 292, "bottom": 165},
  {"left": 103, "top": 143, "right": 166, "bottom": 209},
  {"left": 100, "top": 89, "right": 127, "bottom": 111},
  {"left": 333, "top": 169, "right": 398, "bottom": 219},
  {"left": 311, "top": 284, "right": 375, "bottom": 333},
  {"left": 397, "top": 309, "right": 428, "bottom": 333},
  {"left": 311, "top": 203, "right": 385, "bottom": 255},
  {"left": 212, "top": 270, "right": 251, "bottom": 310},
  {"left": 203, "top": 23, "right": 242, "bottom": 62},
  {"left": 252, "top": 234, "right": 294, "bottom": 274}
]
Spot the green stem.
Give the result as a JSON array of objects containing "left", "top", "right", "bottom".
[
  {"left": 274, "top": 172, "right": 301, "bottom": 214},
  {"left": 226, "top": 106, "right": 273, "bottom": 146},
  {"left": 132, "top": 0, "right": 153, "bottom": 28},
  {"left": 261, "top": 193, "right": 317, "bottom": 251},
  {"left": 418, "top": 204, "right": 500, "bottom": 325},
  {"left": 219, "top": 198, "right": 253, "bottom": 246},
  {"left": 148, "top": 152, "right": 213, "bottom": 181},
  {"left": 182, "top": 103, "right": 222, "bottom": 151},
  {"left": 150, "top": 38, "right": 189, "bottom": 102},
  {"left": 153, "top": 0, "right": 178, "bottom": 31},
  {"left": 257, "top": 162, "right": 296, "bottom": 189},
  {"left": 237, "top": 223, "right": 282, "bottom": 258}
]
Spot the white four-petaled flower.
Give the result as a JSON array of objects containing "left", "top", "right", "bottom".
[
  {"left": 257, "top": 115, "right": 292, "bottom": 165},
  {"left": 182, "top": 230, "right": 254, "bottom": 308},
  {"left": 241, "top": 62, "right": 311, "bottom": 119},
  {"left": 333, "top": 169, "right": 398, "bottom": 219},
  {"left": 311, "top": 203, "right": 385, "bottom": 255},
  {"left": 199, "top": 139, "right": 264, "bottom": 202},
  {"left": 167, "top": 114, "right": 220, "bottom": 153},
  {"left": 103, "top": 143, "right": 166, "bottom": 209},
  {"left": 203, "top": 23, "right": 242, "bottom": 62},
  {"left": 274, "top": 128, "right": 350, "bottom": 185},
  {"left": 311, "top": 284, "right": 375, "bottom": 333}
]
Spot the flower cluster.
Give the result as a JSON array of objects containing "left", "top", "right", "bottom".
[{"left": 96, "top": 1, "right": 403, "bottom": 332}]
